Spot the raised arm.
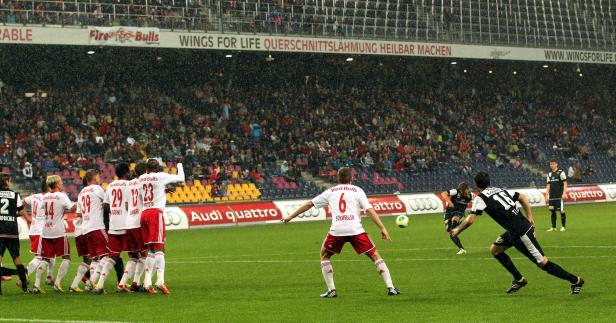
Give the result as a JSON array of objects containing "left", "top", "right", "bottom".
[
  {"left": 441, "top": 191, "right": 453, "bottom": 208},
  {"left": 282, "top": 201, "right": 314, "bottom": 223}
]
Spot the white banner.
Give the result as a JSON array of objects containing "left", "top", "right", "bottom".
[
  {"left": 398, "top": 193, "right": 445, "bottom": 215},
  {"left": 88, "top": 26, "right": 160, "bottom": 46},
  {"left": 0, "top": 25, "right": 615, "bottom": 64},
  {"left": 273, "top": 200, "right": 327, "bottom": 222},
  {"left": 598, "top": 184, "right": 616, "bottom": 201},
  {"left": 163, "top": 207, "right": 189, "bottom": 231},
  {"left": 509, "top": 188, "right": 546, "bottom": 207}
]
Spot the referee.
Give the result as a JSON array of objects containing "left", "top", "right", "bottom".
[
  {"left": 0, "top": 173, "right": 31, "bottom": 293},
  {"left": 545, "top": 159, "right": 568, "bottom": 232}
]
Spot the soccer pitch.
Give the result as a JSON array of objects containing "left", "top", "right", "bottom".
[{"left": 1, "top": 203, "right": 615, "bottom": 322}]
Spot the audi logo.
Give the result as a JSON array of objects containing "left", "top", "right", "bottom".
[
  {"left": 524, "top": 192, "right": 543, "bottom": 205},
  {"left": 284, "top": 204, "right": 321, "bottom": 218},
  {"left": 604, "top": 187, "right": 616, "bottom": 199},
  {"left": 406, "top": 197, "right": 440, "bottom": 211},
  {"left": 164, "top": 209, "right": 184, "bottom": 226}
]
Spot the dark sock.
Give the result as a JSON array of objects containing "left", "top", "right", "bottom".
[
  {"left": 114, "top": 258, "right": 124, "bottom": 283},
  {"left": 561, "top": 213, "right": 566, "bottom": 228},
  {"left": 0, "top": 267, "right": 18, "bottom": 276},
  {"left": 84, "top": 270, "right": 91, "bottom": 279},
  {"left": 494, "top": 253, "right": 523, "bottom": 281},
  {"left": 450, "top": 236, "right": 464, "bottom": 249},
  {"left": 542, "top": 261, "right": 578, "bottom": 283},
  {"left": 16, "top": 265, "right": 27, "bottom": 291},
  {"left": 551, "top": 211, "right": 557, "bottom": 228}
]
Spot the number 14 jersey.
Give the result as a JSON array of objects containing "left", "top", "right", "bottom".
[{"left": 311, "top": 184, "right": 373, "bottom": 237}]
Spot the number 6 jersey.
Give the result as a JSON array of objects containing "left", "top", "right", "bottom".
[
  {"left": 471, "top": 187, "right": 531, "bottom": 236},
  {"left": 311, "top": 184, "right": 373, "bottom": 237}
]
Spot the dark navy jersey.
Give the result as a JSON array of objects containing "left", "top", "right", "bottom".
[
  {"left": 0, "top": 190, "right": 24, "bottom": 237},
  {"left": 445, "top": 189, "right": 472, "bottom": 215},
  {"left": 471, "top": 187, "right": 531, "bottom": 236},
  {"left": 547, "top": 169, "right": 567, "bottom": 199}
]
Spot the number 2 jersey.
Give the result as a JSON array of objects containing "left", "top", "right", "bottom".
[
  {"left": 42, "top": 191, "right": 74, "bottom": 239},
  {"left": 104, "top": 180, "right": 129, "bottom": 234},
  {"left": 138, "top": 163, "right": 185, "bottom": 211},
  {"left": 471, "top": 187, "right": 531, "bottom": 236},
  {"left": 311, "top": 184, "right": 373, "bottom": 237}
]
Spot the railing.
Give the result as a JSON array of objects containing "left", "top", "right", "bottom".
[{"left": 0, "top": 0, "right": 614, "bottom": 50}]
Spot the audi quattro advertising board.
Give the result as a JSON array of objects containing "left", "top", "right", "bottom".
[
  {"left": 508, "top": 188, "right": 546, "bottom": 207},
  {"left": 274, "top": 200, "right": 327, "bottom": 222},
  {"left": 538, "top": 185, "right": 606, "bottom": 203},
  {"left": 598, "top": 184, "right": 616, "bottom": 201},
  {"left": 184, "top": 201, "right": 282, "bottom": 227},
  {"left": 399, "top": 193, "right": 445, "bottom": 215}
]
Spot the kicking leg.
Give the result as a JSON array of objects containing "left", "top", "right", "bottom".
[{"left": 448, "top": 216, "right": 465, "bottom": 253}]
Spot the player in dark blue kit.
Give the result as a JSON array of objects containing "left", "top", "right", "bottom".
[
  {"left": 0, "top": 173, "right": 31, "bottom": 294},
  {"left": 440, "top": 183, "right": 472, "bottom": 254},
  {"left": 451, "top": 171, "right": 584, "bottom": 295}
]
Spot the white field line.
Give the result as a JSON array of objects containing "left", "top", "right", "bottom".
[
  {"left": 168, "top": 245, "right": 616, "bottom": 260},
  {"left": 0, "top": 319, "right": 137, "bottom": 323},
  {"left": 167, "top": 254, "right": 616, "bottom": 264}
]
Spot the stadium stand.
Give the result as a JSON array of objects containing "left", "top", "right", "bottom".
[
  {"left": 0, "top": 46, "right": 615, "bottom": 202},
  {"left": 0, "top": 0, "right": 614, "bottom": 50}
]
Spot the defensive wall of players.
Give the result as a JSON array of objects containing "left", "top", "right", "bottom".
[
  {"left": 14, "top": 183, "right": 616, "bottom": 240},
  {"left": 1, "top": 25, "right": 616, "bottom": 64}
]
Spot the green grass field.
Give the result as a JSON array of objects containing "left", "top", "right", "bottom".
[{"left": 1, "top": 203, "right": 615, "bottom": 322}]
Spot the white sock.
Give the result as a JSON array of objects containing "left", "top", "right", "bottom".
[
  {"left": 120, "top": 258, "right": 137, "bottom": 286},
  {"left": 374, "top": 259, "right": 394, "bottom": 289},
  {"left": 47, "top": 257, "right": 57, "bottom": 280},
  {"left": 154, "top": 252, "right": 166, "bottom": 286},
  {"left": 89, "top": 261, "right": 99, "bottom": 283},
  {"left": 133, "top": 257, "right": 146, "bottom": 285},
  {"left": 91, "top": 259, "right": 107, "bottom": 285},
  {"left": 320, "top": 260, "right": 336, "bottom": 291},
  {"left": 55, "top": 259, "right": 71, "bottom": 286},
  {"left": 143, "top": 254, "right": 156, "bottom": 288},
  {"left": 96, "top": 258, "right": 115, "bottom": 290},
  {"left": 34, "top": 261, "right": 48, "bottom": 289},
  {"left": 70, "top": 263, "right": 89, "bottom": 289},
  {"left": 27, "top": 257, "right": 42, "bottom": 276}
]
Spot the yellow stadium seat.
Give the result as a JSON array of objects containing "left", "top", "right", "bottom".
[
  {"left": 79, "top": 170, "right": 86, "bottom": 178},
  {"left": 130, "top": 163, "right": 136, "bottom": 171},
  {"left": 102, "top": 182, "right": 109, "bottom": 190}
]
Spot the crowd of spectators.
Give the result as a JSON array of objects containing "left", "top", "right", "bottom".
[
  {"left": 0, "top": 0, "right": 208, "bottom": 29},
  {"left": 1, "top": 51, "right": 615, "bottom": 191}
]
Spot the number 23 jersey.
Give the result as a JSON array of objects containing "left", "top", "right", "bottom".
[
  {"left": 311, "top": 184, "right": 373, "bottom": 237},
  {"left": 472, "top": 187, "right": 531, "bottom": 236}
]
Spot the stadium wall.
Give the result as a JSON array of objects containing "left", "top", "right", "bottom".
[
  {"left": 1, "top": 26, "right": 616, "bottom": 64},
  {"left": 16, "top": 184, "right": 616, "bottom": 240}
]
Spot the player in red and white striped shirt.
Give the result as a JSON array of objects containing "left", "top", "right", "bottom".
[
  {"left": 283, "top": 167, "right": 400, "bottom": 297},
  {"left": 137, "top": 159, "right": 184, "bottom": 294}
]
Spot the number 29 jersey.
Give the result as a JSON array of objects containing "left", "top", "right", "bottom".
[
  {"left": 311, "top": 184, "right": 373, "bottom": 237},
  {"left": 471, "top": 187, "right": 531, "bottom": 236}
]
